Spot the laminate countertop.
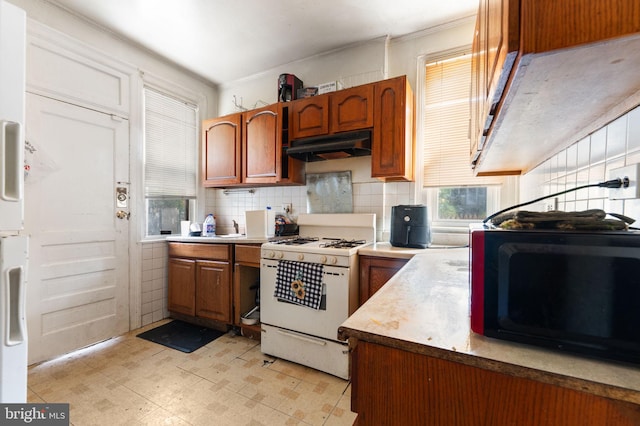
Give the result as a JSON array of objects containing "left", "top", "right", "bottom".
[
  {"left": 338, "top": 247, "right": 640, "bottom": 405},
  {"left": 166, "top": 236, "right": 269, "bottom": 244},
  {"left": 357, "top": 242, "right": 430, "bottom": 259}
]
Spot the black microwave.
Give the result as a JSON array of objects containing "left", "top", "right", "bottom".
[{"left": 469, "top": 224, "right": 640, "bottom": 365}]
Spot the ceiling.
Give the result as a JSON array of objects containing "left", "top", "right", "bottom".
[{"left": 47, "top": 0, "right": 478, "bottom": 85}]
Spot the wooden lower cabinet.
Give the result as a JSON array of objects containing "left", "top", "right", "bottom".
[
  {"left": 359, "top": 256, "right": 409, "bottom": 305},
  {"left": 167, "top": 257, "right": 196, "bottom": 316},
  {"left": 233, "top": 244, "right": 261, "bottom": 340},
  {"left": 195, "top": 260, "right": 231, "bottom": 322},
  {"left": 351, "top": 340, "right": 640, "bottom": 426},
  {"left": 168, "top": 243, "right": 232, "bottom": 325}
]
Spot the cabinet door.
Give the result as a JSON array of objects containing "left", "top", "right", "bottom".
[
  {"left": 291, "top": 95, "right": 329, "bottom": 139},
  {"left": 470, "top": 0, "right": 519, "bottom": 169},
  {"left": 330, "top": 85, "right": 374, "bottom": 132},
  {"left": 243, "top": 104, "right": 281, "bottom": 184},
  {"left": 372, "top": 76, "right": 414, "bottom": 181},
  {"left": 168, "top": 257, "right": 196, "bottom": 316},
  {"left": 359, "top": 256, "right": 408, "bottom": 305},
  {"left": 195, "top": 260, "right": 231, "bottom": 322},
  {"left": 470, "top": 1, "right": 487, "bottom": 165},
  {"left": 202, "top": 113, "right": 242, "bottom": 186}
]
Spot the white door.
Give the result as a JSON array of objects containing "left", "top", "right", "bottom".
[{"left": 24, "top": 93, "right": 130, "bottom": 364}]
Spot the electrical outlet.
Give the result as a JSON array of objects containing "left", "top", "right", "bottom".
[
  {"left": 543, "top": 197, "right": 558, "bottom": 211},
  {"left": 282, "top": 203, "right": 292, "bottom": 214},
  {"left": 609, "top": 164, "right": 640, "bottom": 200}
]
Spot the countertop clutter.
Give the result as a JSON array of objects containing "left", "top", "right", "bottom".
[{"left": 339, "top": 247, "right": 640, "bottom": 424}]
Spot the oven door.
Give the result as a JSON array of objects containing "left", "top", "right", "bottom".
[{"left": 260, "top": 258, "right": 349, "bottom": 341}]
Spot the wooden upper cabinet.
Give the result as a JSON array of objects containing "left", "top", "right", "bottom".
[
  {"left": 243, "top": 104, "right": 281, "bottom": 184},
  {"left": 470, "top": 0, "right": 519, "bottom": 166},
  {"left": 372, "top": 76, "right": 415, "bottom": 181},
  {"left": 472, "top": 0, "right": 640, "bottom": 175},
  {"left": 291, "top": 95, "right": 329, "bottom": 139},
  {"left": 202, "top": 113, "right": 242, "bottom": 186},
  {"left": 202, "top": 104, "right": 304, "bottom": 188},
  {"left": 520, "top": 0, "right": 640, "bottom": 53},
  {"left": 330, "top": 85, "right": 374, "bottom": 133},
  {"left": 291, "top": 85, "right": 373, "bottom": 139}
]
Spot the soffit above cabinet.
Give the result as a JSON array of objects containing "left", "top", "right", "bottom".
[{"left": 475, "top": 33, "right": 640, "bottom": 175}]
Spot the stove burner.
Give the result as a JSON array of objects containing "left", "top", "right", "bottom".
[
  {"left": 272, "top": 237, "right": 319, "bottom": 245},
  {"left": 319, "top": 239, "right": 367, "bottom": 249}
]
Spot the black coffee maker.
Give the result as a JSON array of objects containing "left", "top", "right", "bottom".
[
  {"left": 278, "top": 74, "right": 303, "bottom": 102},
  {"left": 390, "top": 205, "right": 432, "bottom": 249}
]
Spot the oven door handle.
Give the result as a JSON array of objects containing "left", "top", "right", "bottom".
[{"left": 275, "top": 329, "right": 327, "bottom": 346}]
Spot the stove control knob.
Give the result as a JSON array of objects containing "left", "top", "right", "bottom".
[
  {"left": 276, "top": 252, "right": 284, "bottom": 259},
  {"left": 329, "top": 257, "right": 338, "bottom": 265},
  {"left": 297, "top": 253, "right": 304, "bottom": 261},
  {"left": 320, "top": 255, "right": 327, "bottom": 264},
  {"left": 267, "top": 251, "right": 275, "bottom": 259}
]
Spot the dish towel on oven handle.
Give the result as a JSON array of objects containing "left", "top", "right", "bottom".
[{"left": 274, "top": 260, "right": 324, "bottom": 310}]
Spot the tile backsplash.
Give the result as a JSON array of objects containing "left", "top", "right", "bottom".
[
  {"left": 521, "top": 105, "right": 640, "bottom": 222},
  {"left": 203, "top": 157, "right": 416, "bottom": 241}
]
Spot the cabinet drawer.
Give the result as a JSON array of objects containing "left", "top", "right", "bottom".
[
  {"left": 235, "top": 244, "right": 261, "bottom": 264},
  {"left": 168, "top": 243, "right": 231, "bottom": 261}
]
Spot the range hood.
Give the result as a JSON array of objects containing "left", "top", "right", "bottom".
[{"left": 287, "top": 130, "right": 371, "bottom": 162}]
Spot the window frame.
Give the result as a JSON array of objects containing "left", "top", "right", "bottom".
[
  {"left": 138, "top": 74, "right": 206, "bottom": 241},
  {"left": 424, "top": 186, "right": 501, "bottom": 232},
  {"left": 417, "top": 49, "right": 517, "bottom": 236}
]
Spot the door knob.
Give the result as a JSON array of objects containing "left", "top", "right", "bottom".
[{"left": 116, "top": 210, "right": 130, "bottom": 220}]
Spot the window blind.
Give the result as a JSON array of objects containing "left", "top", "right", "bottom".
[
  {"left": 423, "top": 54, "right": 503, "bottom": 187},
  {"left": 144, "top": 87, "right": 197, "bottom": 198}
]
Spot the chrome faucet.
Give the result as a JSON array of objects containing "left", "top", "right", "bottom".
[{"left": 232, "top": 219, "right": 239, "bottom": 234}]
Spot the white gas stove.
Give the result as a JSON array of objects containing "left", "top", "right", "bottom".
[
  {"left": 260, "top": 213, "right": 375, "bottom": 379},
  {"left": 261, "top": 237, "right": 371, "bottom": 266}
]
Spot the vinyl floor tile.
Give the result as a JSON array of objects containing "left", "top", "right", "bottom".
[{"left": 27, "top": 321, "right": 357, "bottom": 425}]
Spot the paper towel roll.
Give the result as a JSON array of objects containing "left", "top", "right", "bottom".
[{"left": 180, "top": 221, "right": 190, "bottom": 236}]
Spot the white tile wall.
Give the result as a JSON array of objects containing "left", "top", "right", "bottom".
[
  {"left": 140, "top": 241, "right": 169, "bottom": 326},
  {"left": 521, "top": 105, "right": 640, "bottom": 222}
]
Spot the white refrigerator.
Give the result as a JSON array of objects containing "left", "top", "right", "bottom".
[{"left": 0, "top": 0, "right": 28, "bottom": 403}]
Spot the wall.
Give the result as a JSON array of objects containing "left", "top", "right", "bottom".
[
  {"left": 521, "top": 106, "right": 640, "bottom": 222},
  {"left": 210, "top": 17, "right": 476, "bottom": 241},
  {"left": 10, "top": 0, "right": 218, "bottom": 329},
  {"left": 8, "top": 0, "right": 218, "bottom": 116}
]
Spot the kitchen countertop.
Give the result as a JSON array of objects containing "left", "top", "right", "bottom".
[
  {"left": 166, "top": 235, "right": 269, "bottom": 244},
  {"left": 338, "top": 247, "right": 640, "bottom": 405},
  {"left": 358, "top": 242, "right": 455, "bottom": 259}
]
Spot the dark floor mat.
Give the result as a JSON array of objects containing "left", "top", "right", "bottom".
[{"left": 136, "top": 320, "right": 225, "bottom": 353}]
